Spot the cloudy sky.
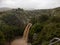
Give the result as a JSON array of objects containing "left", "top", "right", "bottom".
[{"left": 0, "top": 0, "right": 60, "bottom": 9}]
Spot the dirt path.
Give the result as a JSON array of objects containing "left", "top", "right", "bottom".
[
  {"left": 11, "top": 38, "right": 28, "bottom": 45},
  {"left": 11, "top": 23, "right": 32, "bottom": 45}
]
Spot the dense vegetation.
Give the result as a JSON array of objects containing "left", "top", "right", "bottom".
[{"left": 0, "top": 7, "right": 60, "bottom": 45}]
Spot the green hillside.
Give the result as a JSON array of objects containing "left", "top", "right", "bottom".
[{"left": 0, "top": 7, "right": 60, "bottom": 45}]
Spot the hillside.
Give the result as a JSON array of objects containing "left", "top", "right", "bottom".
[
  {"left": 0, "top": 7, "right": 60, "bottom": 45},
  {"left": 0, "top": 7, "right": 12, "bottom": 12},
  {"left": 0, "top": 7, "right": 60, "bottom": 25}
]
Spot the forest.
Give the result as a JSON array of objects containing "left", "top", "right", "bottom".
[{"left": 0, "top": 7, "right": 60, "bottom": 45}]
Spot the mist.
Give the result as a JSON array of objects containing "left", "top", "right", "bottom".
[{"left": 0, "top": 0, "right": 60, "bottom": 9}]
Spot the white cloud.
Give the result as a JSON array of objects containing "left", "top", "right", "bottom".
[{"left": 0, "top": 0, "right": 60, "bottom": 9}]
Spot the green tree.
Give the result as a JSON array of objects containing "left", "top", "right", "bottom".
[{"left": 0, "top": 31, "right": 5, "bottom": 45}]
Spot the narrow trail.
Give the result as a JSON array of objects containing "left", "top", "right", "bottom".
[
  {"left": 23, "top": 23, "right": 32, "bottom": 41},
  {"left": 11, "top": 23, "right": 32, "bottom": 45}
]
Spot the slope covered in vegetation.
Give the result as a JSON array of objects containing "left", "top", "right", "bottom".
[{"left": 0, "top": 7, "right": 60, "bottom": 45}]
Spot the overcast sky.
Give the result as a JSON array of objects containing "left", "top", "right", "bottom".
[{"left": 0, "top": 0, "right": 60, "bottom": 9}]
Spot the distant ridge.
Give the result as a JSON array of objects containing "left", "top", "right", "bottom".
[{"left": 0, "top": 7, "right": 12, "bottom": 12}]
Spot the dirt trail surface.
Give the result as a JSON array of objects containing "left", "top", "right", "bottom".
[
  {"left": 11, "top": 38, "right": 27, "bottom": 45},
  {"left": 11, "top": 23, "right": 32, "bottom": 45},
  {"left": 23, "top": 23, "right": 32, "bottom": 41}
]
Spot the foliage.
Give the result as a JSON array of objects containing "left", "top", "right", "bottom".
[
  {"left": 0, "top": 7, "right": 60, "bottom": 45},
  {"left": 0, "top": 31, "right": 5, "bottom": 45}
]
